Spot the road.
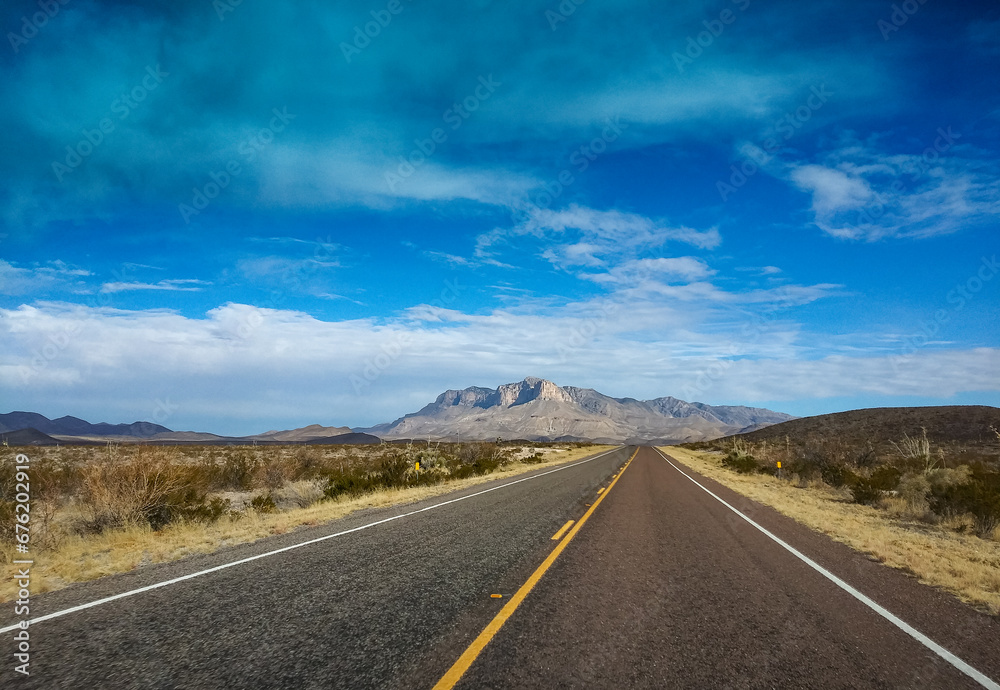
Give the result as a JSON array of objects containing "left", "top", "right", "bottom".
[{"left": 3, "top": 445, "right": 1000, "bottom": 688}]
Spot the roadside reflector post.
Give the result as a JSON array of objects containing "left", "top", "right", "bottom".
[
  {"left": 415, "top": 461, "right": 420, "bottom": 471},
  {"left": 777, "top": 460, "right": 782, "bottom": 478}
]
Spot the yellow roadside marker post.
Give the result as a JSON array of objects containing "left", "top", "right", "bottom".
[{"left": 776, "top": 460, "right": 781, "bottom": 479}]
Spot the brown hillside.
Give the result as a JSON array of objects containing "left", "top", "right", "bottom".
[{"left": 694, "top": 406, "right": 1000, "bottom": 467}]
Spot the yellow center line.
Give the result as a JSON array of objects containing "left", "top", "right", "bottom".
[
  {"left": 432, "top": 448, "right": 640, "bottom": 690},
  {"left": 550, "top": 520, "right": 575, "bottom": 541}
]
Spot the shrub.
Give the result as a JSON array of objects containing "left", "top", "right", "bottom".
[
  {"left": 217, "top": 448, "right": 262, "bottom": 490},
  {"left": 786, "top": 457, "right": 823, "bottom": 482},
  {"left": 249, "top": 493, "right": 278, "bottom": 514},
  {"left": 896, "top": 473, "right": 931, "bottom": 512},
  {"left": 926, "top": 467, "right": 973, "bottom": 519},
  {"left": 854, "top": 442, "right": 877, "bottom": 468},
  {"left": 851, "top": 466, "right": 902, "bottom": 506},
  {"left": 146, "top": 491, "right": 230, "bottom": 530},
  {"left": 930, "top": 467, "right": 1000, "bottom": 538},
  {"left": 448, "top": 442, "right": 510, "bottom": 478},
  {"left": 293, "top": 446, "right": 322, "bottom": 476},
  {"left": 78, "top": 446, "right": 187, "bottom": 532},
  {"left": 721, "top": 450, "right": 758, "bottom": 474},
  {"left": 324, "top": 466, "right": 377, "bottom": 499},
  {"left": 322, "top": 450, "right": 446, "bottom": 500},
  {"left": 890, "top": 428, "right": 938, "bottom": 473},
  {"left": 177, "top": 496, "right": 231, "bottom": 524},
  {"left": 521, "top": 452, "right": 545, "bottom": 465},
  {"left": 821, "top": 463, "right": 857, "bottom": 489}
]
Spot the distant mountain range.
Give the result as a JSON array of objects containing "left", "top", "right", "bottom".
[
  {"left": 2, "top": 377, "right": 795, "bottom": 446},
  {"left": 0, "top": 412, "right": 170, "bottom": 439},
  {"left": 362, "top": 377, "right": 795, "bottom": 444},
  {"left": 0, "top": 412, "right": 372, "bottom": 446}
]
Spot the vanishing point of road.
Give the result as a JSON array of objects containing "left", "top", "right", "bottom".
[{"left": 3, "top": 446, "right": 999, "bottom": 688}]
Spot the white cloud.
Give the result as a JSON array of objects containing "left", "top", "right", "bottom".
[
  {"left": 100, "top": 279, "right": 211, "bottom": 293},
  {"left": 476, "top": 204, "right": 721, "bottom": 276},
  {"left": 5, "top": 292, "right": 988, "bottom": 432},
  {"left": 525, "top": 205, "right": 721, "bottom": 250},
  {"left": 0, "top": 260, "right": 93, "bottom": 295},
  {"left": 421, "top": 250, "right": 475, "bottom": 267},
  {"left": 781, "top": 137, "right": 1000, "bottom": 240},
  {"left": 235, "top": 256, "right": 340, "bottom": 291},
  {"left": 789, "top": 164, "right": 873, "bottom": 219},
  {"left": 584, "top": 257, "right": 714, "bottom": 286}
]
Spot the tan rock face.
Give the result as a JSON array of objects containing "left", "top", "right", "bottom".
[{"left": 495, "top": 377, "right": 573, "bottom": 406}]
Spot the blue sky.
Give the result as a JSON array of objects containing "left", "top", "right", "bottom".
[{"left": 1, "top": 0, "right": 998, "bottom": 435}]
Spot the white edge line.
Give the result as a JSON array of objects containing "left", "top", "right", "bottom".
[
  {"left": 1, "top": 447, "right": 626, "bottom": 635},
  {"left": 653, "top": 447, "right": 1000, "bottom": 690}
]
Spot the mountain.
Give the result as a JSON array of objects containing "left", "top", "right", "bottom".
[
  {"left": 247, "top": 424, "right": 352, "bottom": 443},
  {"left": 0, "top": 428, "right": 63, "bottom": 446},
  {"left": 362, "top": 377, "right": 795, "bottom": 443},
  {"left": 0, "top": 413, "right": 356, "bottom": 445},
  {"left": 0, "top": 412, "right": 170, "bottom": 438},
  {"left": 306, "top": 432, "right": 380, "bottom": 445}
]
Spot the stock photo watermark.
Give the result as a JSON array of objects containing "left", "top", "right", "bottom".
[
  {"left": 225, "top": 237, "right": 339, "bottom": 349},
  {"left": 18, "top": 264, "right": 139, "bottom": 384},
  {"left": 673, "top": 0, "right": 751, "bottom": 73},
  {"left": 11, "top": 452, "right": 33, "bottom": 676},
  {"left": 510, "top": 117, "right": 628, "bottom": 224},
  {"left": 349, "top": 278, "right": 464, "bottom": 394},
  {"left": 212, "top": 0, "right": 244, "bottom": 21},
  {"left": 51, "top": 64, "right": 169, "bottom": 182},
  {"left": 889, "top": 255, "right": 997, "bottom": 373},
  {"left": 681, "top": 288, "right": 804, "bottom": 401},
  {"left": 545, "top": 0, "right": 587, "bottom": 31},
  {"left": 554, "top": 301, "right": 618, "bottom": 364},
  {"left": 341, "top": 0, "right": 415, "bottom": 62},
  {"left": 384, "top": 75, "right": 501, "bottom": 192},
  {"left": 844, "top": 126, "right": 960, "bottom": 234},
  {"left": 7, "top": 0, "right": 71, "bottom": 53},
  {"left": 179, "top": 106, "right": 295, "bottom": 223},
  {"left": 716, "top": 84, "right": 832, "bottom": 201},
  {"left": 877, "top": 0, "right": 931, "bottom": 40},
  {"left": 149, "top": 398, "right": 179, "bottom": 426}
]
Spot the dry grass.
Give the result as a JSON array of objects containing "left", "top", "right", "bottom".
[
  {"left": 0, "top": 444, "right": 612, "bottom": 602},
  {"left": 663, "top": 446, "right": 1000, "bottom": 616}
]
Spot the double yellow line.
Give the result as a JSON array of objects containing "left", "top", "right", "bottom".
[{"left": 433, "top": 448, "right": 639, "bottom": 689}]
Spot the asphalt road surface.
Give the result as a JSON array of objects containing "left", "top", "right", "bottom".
[{"left": 3, "top": 445, "right": 1000, "bottom": 689}]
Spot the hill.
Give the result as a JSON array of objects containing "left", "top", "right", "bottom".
[
  {"left": 697, "top": 405, "right": 1000, "bottom": 466},
  {"left": 306, "top": 432, "right": 380, "bottom": 445},
  {"left": 0, "top": 427, "right": 63, "bottom": 446},
  {"left": 248, "top": 424, "right": 352, "bottom": 443}
]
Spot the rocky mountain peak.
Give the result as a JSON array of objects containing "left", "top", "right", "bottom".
[
  {"left": 365, "top": 377, "right": 795, "bottom": 443},
  {"left": 495, "top": 377, "right": 572, "bottom": 406}
]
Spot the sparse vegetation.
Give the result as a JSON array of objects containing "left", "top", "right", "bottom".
[
  {"left": 673, "top": 413, "right": 1000, "bottom": 614},
  {"left": 687, "top": 415, "right": 1000, "bottom": 542},
  {"left": 721, "top": 438, "right": 760, "bottom": 474},
  {"left": 0, "top": 440, "right": 608, "bottom": 601}
]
